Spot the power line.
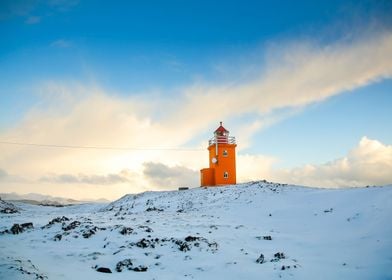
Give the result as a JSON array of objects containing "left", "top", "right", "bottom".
[{"left": 0, "top": 140, "right": 204, "bottom": 151}]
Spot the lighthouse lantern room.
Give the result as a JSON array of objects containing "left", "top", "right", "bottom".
[{"left": 200, "top": 122, "right": 237, "bottom": 186}]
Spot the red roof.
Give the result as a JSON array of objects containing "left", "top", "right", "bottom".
[{"left": 214, "top": 121, "right": 229, "bottom": 133}]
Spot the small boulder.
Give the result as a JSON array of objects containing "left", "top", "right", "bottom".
[
  {"left": 62, "top": 221, "right": 81, "bottom": 231},
  {"left": 96, "top": 267, "right": 112, "bottom": 273},
  {"left": 21, "top": 222, "right": 33, "bottom": 230},
  {"left": 132, "top": 265, "right": 148, "bottom": 272},
  {"left": 185, "top": 236, "right": 199, "bottom": 242},
  {"left": 136, "top": 238, "right": 153, "bottom": 248},
  {"left": 119, "top": 227, "right": 133, "bottom": 235},
  {"left": 274, "top": 252, "right": 285, "bottom": 259},
  {"left": 53, "top": 234, "right": 62, "bottom": 241},
  {"left": 10, "top": 223, "right": 33, "bottom": 234},
  {"left": 11, "top": 224, "right": 23, "bottom": 234},
  {"left": 256, "top": 254, "right": 265, "bottom": 264},
  {"left": 116, "top": 259, "right": 133, "bottom": 272}
]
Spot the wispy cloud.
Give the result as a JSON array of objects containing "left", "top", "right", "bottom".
[
  {"left": 0, "top": 29, "right": 391, "bottom": 197},
  {"left": 0, "top": 0, "right": 36, "bottom": 20},
  {"left": 40, "top": 170, "right": 132, "bottom": 185},
  {"left": 0, "top": 168, "right": 27, "bottom": 183},
  {"left": 0, "top": 0, "right": 79, "bottom": 22},
  {"left": 47, "top": 0, "right": 79, "bottom": 12},
  {"left": 50, "top": 39, "right": 72, "bottom": 48},
  {"left": 25, "top": 15, "right": 41, "bottom": 24},
  {"left": 170, "top": 31, "right": 392, "bottom": 133}
]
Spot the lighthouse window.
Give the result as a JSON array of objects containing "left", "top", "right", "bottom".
[
  {"left": 224, "top": 171, "right": 229, "bottom": 179},
  {"left": 223, "top": 150, "right": 228, "bottom": 157}
]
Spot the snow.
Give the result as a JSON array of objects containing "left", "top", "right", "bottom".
[{"left": 0, "top": 182, "right": 391, "bottom": 279}]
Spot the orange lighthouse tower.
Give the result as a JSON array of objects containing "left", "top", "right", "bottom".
[{"left": 200, "top": 122, "right": 237, "bottom": 187}]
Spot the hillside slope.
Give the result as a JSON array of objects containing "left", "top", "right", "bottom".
[{"left": 0, "top": 182, "right": 391, "bottom": 279}]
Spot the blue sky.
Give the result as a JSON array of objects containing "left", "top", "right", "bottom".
[{"left": 0, "top": 0, "right": 392, "bottom": 199}]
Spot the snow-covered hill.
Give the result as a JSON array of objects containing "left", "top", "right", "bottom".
[{"left": 0, "top": 182, "right": 391, "bottom": 279}]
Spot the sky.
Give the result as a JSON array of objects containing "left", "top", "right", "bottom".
[{"left": 0, "top": 0, "right": 392, "bottom": 200}]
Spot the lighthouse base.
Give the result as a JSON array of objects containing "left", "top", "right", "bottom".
[{"left": 200, "top": 168, "right": 215, "bottom": 186}]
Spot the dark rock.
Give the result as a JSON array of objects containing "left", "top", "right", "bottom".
[
  {"left": 116, "top": 259, "right": 133, "bottom": 272},
  {"left": 43, "top": 216, "right": 69, "bottom": 229},
  {"left": 21, "top": 222, "right": 33, "bottom": 229},
  {"left": 173, "top": 239, "right": 190, "bottom": 252},
  {"left": 10, "top": 224, "right": 23, "bottom": 234},
  {"left": 274, "top": 252, "right": 285, "bottom": 259},
  {"left": 82, "top": 229, "right": 96, "bottom": 238},
  {"left": 132, "top": 265, "right": 148, "bottom": 272},
  {"left": 185, "top": 236, "right": 199, "bottom": 242},
  {"left": 53, "top": 234, "right": 62, "bottom": 241},
  {"left": 10, "top": 223, "right": 33, "bottom": 234},
  {"left": 207, "top": 241, "right": 218, "bottom": 251},
  {"left": 256, "top": 254, "right": 265, "bottom": 264},
  {"left": 0, "top": 208, "right": 19, "bottom": 214},
  {"left": 119, "top": 226, "right": 133, "bottom": 235},
  {"left": 116, "top": 259, "right": 147, "bottom": 272},
  {"left": 179, "top": 242, "right": 190, "bottom": 252},
  {"left": 82, "top": 226, "right": 102, "bottom": 238},
  {"left": 263, "top": 235, "right": 272, "bottom": 240},
  {"left": 146, "top": 207, "right": 163, "bottom": 212},
  {"left": 135, "top": 238, "right": 155, "bottom": 249},
  {"left": 96, "top": 267, "right": 112, "bottom": 273},
  {"left": 138, "top": 225, "right": 153, "bottom": 232},
  {"left": 62, "top": 221, "right": 81, "bottom": 231}
]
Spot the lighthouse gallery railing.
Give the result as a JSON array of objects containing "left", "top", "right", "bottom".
[{"left": 208, "top": 136, "right": 236, "bottom": 146}]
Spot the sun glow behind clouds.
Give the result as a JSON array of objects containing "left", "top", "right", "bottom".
[{"left": 1, "top": 30, "right": 392, "bottom": 199}]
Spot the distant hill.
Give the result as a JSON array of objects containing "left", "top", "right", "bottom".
[{"left": 0, "top": 192, "right": 110, "bottom": 205}]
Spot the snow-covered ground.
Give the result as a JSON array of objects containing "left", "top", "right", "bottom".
[{"left": 0, "top": 182, "right": 391, "bottom": 279}]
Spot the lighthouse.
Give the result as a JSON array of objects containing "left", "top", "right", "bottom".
[{"left": 200, "top": 122, "right": 237, "bottom": 186}]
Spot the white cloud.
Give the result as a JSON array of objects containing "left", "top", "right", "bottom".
[
  {"left": 237, "top": 154, "right": 277, "bottom": 182},
  {"left": 1, "top": 30, "right": 391, "bottom": 198},
  {"left": 270, "top": 137, "right": 392, "bottom": 187}
]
